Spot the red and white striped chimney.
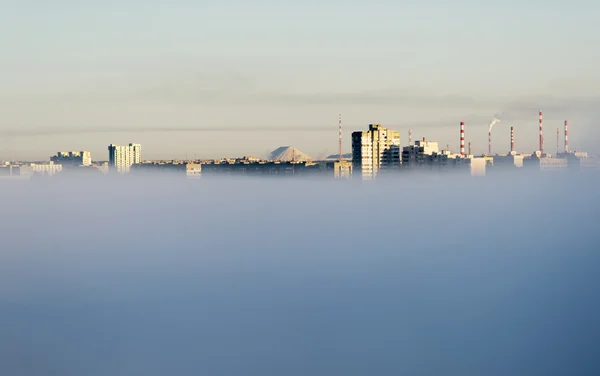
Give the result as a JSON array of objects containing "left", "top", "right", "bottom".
[
  {"left": 511, "top": 126, "right": 514, "bottom": 153},
  {"left": 539, "top": 110, "right": 544, "bottom": 153},
  {"left": 460, "top": 122, "right": 465, "bottom": 156},
  {"left": 564, "top": 120, "right": 569, "bottom": 153}
]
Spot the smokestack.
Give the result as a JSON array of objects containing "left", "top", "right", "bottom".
[
  {"left": 409, "top": 128, "right": 412, "bottom": 146},
  {"left": 511, "top": 127, "right": 514, "bottom": 153},
  {"left": 460, "top": 122, "right": 465, "bottom": 157},
  {"left": 488, "top": 118, "right": 500, "bottom": 156},
  {"left": 468, "top": 142, "right": 472, "bottom": 156},
  {"left": 556, "top": 127, "right": 559, "bottom": 156},
  {"left": 565, "top": 120, "right": 569, "bottom": 153},
  {"left": 338, "top": 114, "right": 342, "bottom": 161},
  {"left": 539, "top": 110, "right": 544, "bottom": 153}
]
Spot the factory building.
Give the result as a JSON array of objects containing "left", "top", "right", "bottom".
[
  {"left": 351, "top": 124, "right": 400, "bottom": 180},
  {"left": 524, "top": 152, "right": 569, "bottom": 171},
  {"left": 580, "top": 157, "right": 600, "bottom": 171},
  {"left": 493, "top": 152, "right": 525, "bottom": 169},
  {"left": 469, "top": 158, "right": 488, "bottom": 176}
]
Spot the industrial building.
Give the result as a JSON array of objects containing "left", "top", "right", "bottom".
[
  {"left": 108, "top": 143, "right": 142, "bottom": 173},
  {"left": 352, "top": 124, "right": 400, "bottom": 180}
]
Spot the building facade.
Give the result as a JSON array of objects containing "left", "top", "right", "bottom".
[
  {"left": 351, "top": 124, "right": 400, "bottom": 180},
  {"left": 51, "top": 151, "right": 92, "bottom": 167},
  {"left": 130, "top": 162, "right": 201, "bottom": 177},
  {"left": 108, "top": 143, "right": 142, "bottom": 173}
]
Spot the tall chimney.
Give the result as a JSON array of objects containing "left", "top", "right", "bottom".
[
  {"left": 556, "top": 127, "right": 559, "bottom": 156},
  {"left": 468, "top": 142, "right": 472, "bottom": 156},
  {"left": 511, "top": 126, "right": 514, "bottom": 153},
  {"left": 460, "top": 122, "right": 465, "bottom": 157},
  {"left": 564, "top": 120, "right": 569, "bottom": 153},
  {"left": 539, "top": 110, "right": 544, "bottom": 153},
  {"left": 409, "top": 128, "right": 412, "bottom": 146},
  {"left": 488, "top": 128, "right": 492, "bottom": 156}
]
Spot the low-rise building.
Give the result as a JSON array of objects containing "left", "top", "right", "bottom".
[
  {"left": 51, "top": 151, "right": 92, "bottom": 167},
  {"left": 318, "top": 160, "right": 353, "bottom": 179},
  {"left": 130, "top": 162, "right": 202, "bottom": 177},
  {"left": 26, "top": 162, "right": 63, "bottom": 176},
  {"left": 493, "top": 152, "right": 525, "bottom": 169}
]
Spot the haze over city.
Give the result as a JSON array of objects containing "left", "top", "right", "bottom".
[
  {"left": 2, "top": 0, "right": 600, "bottom": 160},
  {"left": 2, "top": 1, "right": 600, "bottom": 375}
]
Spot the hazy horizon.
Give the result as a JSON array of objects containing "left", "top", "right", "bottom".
[{"left": 2, "top": 1, "right": 600, "bottom": 160}]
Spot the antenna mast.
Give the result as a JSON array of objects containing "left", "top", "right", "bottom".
[
  {"left": 539, "top": 110, "right": 544, "bottom": 154},
  {"left": 291, "top": 147, "right": 295, "bottom": 176},
  {"left": 338, "top": 114, "right": 343, "bottom": 161}
]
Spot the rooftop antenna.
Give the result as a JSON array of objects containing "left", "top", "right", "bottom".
[
  {"left": 291, "top": 147, "right": 295, "bottom": 176},
  {"left": 338, "top": 114, "right": 343, "bottom": 162},
  {"left": 539, "top": 110, "right": 544, "bottom": 154}
]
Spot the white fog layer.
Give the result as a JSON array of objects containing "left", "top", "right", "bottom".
[{"left": 1, "top": 174, "right": 599, "bottom": 375}]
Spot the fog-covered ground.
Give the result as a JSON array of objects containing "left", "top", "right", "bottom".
[{"left": 1, "top": 173, "right": 599, "bottom": 375}]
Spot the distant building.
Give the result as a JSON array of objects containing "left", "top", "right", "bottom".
[
  {"left": 352, "top": 124, "right": 400, "bottom": 180},
  {"left": 492, "top": 152, "right": 525, "bottom": 169},
  {"left": 469, "top": 158, "right": 487, "bottom": 176},
  {"left": 51, "top": 151, "right": 91, "bottom": 167},
  {"left": 0, "top": 165, "right": 21, "bottom": 176},
  {"left": 333, "top": 160, "right": 353, "bottom": 179},
  {"left": 401, "top": 138, "right": 440, "bottom": 170},
  {"left": 131, "top": 162, "right": 201, "bottom": 177},
  {"left": 580, "top": 157, "right": 600, "bottom": 171},
  {"left": 108, "top": 143, "right": 142, "bottom": 173},
  {"left": 318, "top": 160, "right": 353, "bottom": 179},
  {"left": 524, "top": 153, "right": 569, "bottom": 171},
  {"left": 201, "top": 161, "right": 321, "bottom": 177},
  {"left": 28, "top": 161, "right": 63, "bottom": 176}
]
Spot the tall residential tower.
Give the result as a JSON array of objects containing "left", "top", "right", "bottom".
[
  {"left": 108, "top": 143, "right": 142, "bottom": 173},
  {"left": 351, "top": 124, "right": 400, "bottom": 180}
]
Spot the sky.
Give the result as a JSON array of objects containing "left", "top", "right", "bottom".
[
  {"left": 1, "top": 0, "right": 599, "bottom": 160},
  {"left": 1, "top": 173, "right": 600, "bottom": 375}
]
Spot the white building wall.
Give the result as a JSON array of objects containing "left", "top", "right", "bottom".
[{"left": 108, "top": 143, "right": 142, "bottom": 173}]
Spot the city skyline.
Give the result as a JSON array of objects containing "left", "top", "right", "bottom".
[{"left": 2, "top": 1, "right": 600, "bottom": 160}]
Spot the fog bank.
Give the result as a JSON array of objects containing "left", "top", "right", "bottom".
[{"left": 1, "top": 173, "right": 599, "bottom": 375}]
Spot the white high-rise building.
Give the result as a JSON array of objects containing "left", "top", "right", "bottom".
[
  {"left": 351, "top": 124, "right": 401, "bottom": 180},
  {"left": 108, "top": 143, "right": 142, "bottom": 173}
]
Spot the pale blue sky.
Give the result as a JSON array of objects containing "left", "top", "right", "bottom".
[{"left": 1, "top": 0, "right": 599, "bottom": 160}]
